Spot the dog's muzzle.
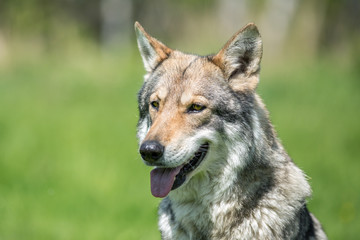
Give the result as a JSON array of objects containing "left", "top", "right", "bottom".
[{"left": 148, "top": 143, "right": 210, "bottom": 198}]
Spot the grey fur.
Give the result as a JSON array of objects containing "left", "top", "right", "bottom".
[{"left": 135, "top": 22, "right": 327, "bottom": 240}]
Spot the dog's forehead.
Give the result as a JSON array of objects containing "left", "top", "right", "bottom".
[{"left": 156, "top": 52, "right": 223, "bottom": 93}]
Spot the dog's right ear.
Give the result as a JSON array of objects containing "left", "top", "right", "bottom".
[{"left": 134, "top": 22, "right": 172, "bottom": 72}]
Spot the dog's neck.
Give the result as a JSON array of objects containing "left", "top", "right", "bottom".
[{"left": 164, "top": 146, "right": 311, "bottom": 239}]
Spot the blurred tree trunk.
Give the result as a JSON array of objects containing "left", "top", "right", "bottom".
[
  {"left": 318, "top": 0, "right": 360, "bottom": 54},
  {"left": 217, "top": 0, "right": 250, "bottom": 34},
  {"left": 131, "top": 0, "right": 177, "bottom": 42},
  {"left": 101, "top": 0, "right": 132, "bottom": 51},
  {"left": 60, "top": 0, "right": 102, "bottom": 42},
  {"left": 259, "top": 0, "right": 299, "bottom": 56}
]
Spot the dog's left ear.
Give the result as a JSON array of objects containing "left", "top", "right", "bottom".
[
  {"left": 212, "top": 23, "right": 262, "bottom": 92},
  {"left": 135, "top": 22, "right": 172, "bottom": 73}
]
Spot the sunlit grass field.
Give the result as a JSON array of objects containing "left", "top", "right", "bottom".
[{"left": 0, "top": 50, "right": 359, "bottom": 239}]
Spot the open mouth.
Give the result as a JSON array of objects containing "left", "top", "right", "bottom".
[{"left": 150, "top": 143, "right": 209, "bottom": 198}]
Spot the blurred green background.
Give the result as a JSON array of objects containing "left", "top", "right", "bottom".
[{"left": 0, "top": 0, "right": 359, "bottom": 239}]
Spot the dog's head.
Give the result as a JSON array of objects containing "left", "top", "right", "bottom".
[{"left": 135, "top": 22, "right": 262, "bottom": 198}]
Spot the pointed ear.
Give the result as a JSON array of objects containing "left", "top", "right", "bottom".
[
  {"left": 212, "top": 23, "right": 262, "bottom": 92},
  {"left": 134, "top": 22, "right": 172, "bottom": 72}
]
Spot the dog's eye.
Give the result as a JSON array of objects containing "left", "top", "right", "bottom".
[
  {"left": 188, "top": 103, "right": 206, "bottom": 113},
  {"left": 150, "top": 101, "right": 159, "bottom": 110}
]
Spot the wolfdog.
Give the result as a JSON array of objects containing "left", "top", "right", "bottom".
[{"left": 134, "top": 22, "right": 327, "bottom": 239}]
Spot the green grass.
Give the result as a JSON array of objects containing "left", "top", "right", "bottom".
[{"left": 0, "top": 51, "right": 359, "bottom": 239}]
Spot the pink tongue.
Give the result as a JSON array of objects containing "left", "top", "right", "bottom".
[{"left": 150, "top": 166, "right": 182, "bottom": 198}]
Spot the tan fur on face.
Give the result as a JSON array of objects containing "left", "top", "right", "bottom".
[
  {"left": 144, "top": 54, "right": 215, "bottom": 146},
  {"left": 180, "top": 93, "right": 209, "bottom": 108}
]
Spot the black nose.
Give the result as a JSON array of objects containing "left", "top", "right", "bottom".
[{"left": 139, "top": 140, "right": 164, "bottom": 163}]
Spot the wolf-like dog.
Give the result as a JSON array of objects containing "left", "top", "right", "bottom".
[{"left": 134, "top": 22, "right": 327, "bottom": 240}]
